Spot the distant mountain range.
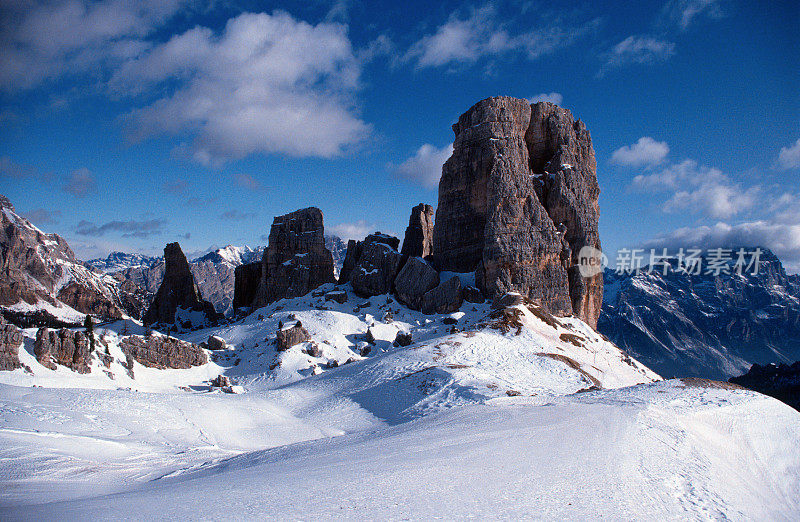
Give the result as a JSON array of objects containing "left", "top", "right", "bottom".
[{"left": 599, "top": 249, "right": 800, "bottom": 380}]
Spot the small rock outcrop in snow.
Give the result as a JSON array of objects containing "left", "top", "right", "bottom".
[
  {"left": 34, "top": 327, "right": 92, "bottom": 373},
  {"left": 143, "top": 243, "right": 219, "bottom": 326},
  {"left": 207, "top": 335, "right": 227, "bottom": 351},
  {"left": 276, "top": 322, "right": 311, "bottom": 351},
  {"left": 432, "top": 98, "right": 602, "bottom": 328},
  {"left": 120, "top": 334, "right": 208, "bottom": 369},
  {"left": 0, "top": 317, "right": 23, "bottom": 371}
]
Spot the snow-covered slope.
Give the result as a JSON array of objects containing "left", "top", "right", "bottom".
[
  {"left": 1, "top": 285, "right": 798, "bottom": 518},
  {"left": 84, "top": 252, "right": 160, "bottom": 273}
]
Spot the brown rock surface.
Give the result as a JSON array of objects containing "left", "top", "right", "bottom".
[
  {"left": 253, "top": 208, "right": 336, "bottom": 307},
  {"left": 143, "top": 243, "right": 218, "bottom": 326},
  {"left": 276, "top": 322, "right": 311, "bottom": 351},
  {"left": 350, "top": 233, "right": 402, "bottom": 297},
  {"left": 0, "top": 317, "right": 23, "bottom": 371},
  {"left": 120, "top": 334, "right": 207, "bottom": 369},
  {"left": 338, "top": 239, "right": 363, "bottom": 284},
  {"left": 233, "top": 262, "right": 261, "bottom": 312},
  {"left": 421, "top": 276, "right": 464, "bottom": 315},
  {"left": 400, "top": 204, "right": 434, "bottom": 260},
  {"left": 34, "top": 327, "right": 91, "bottom": 373},
  {"left": 432, "top": 97, "right": 602, "bottom": 327},
  {"left": 394, "top": 256, "right": 440, "bottom": 310}
]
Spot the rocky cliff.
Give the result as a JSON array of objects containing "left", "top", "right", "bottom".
[
  {"left": 250, "top": 208, "right": 336, "bottom": 308},
  {"left": 400, "top": 204, "right": 434, "bottom": 260},
  {"left": 0, "top": 195, "right": 142, "bottom": 324},
  {"left": 143, "top": 243, "right": 218, "bottom": 326},
  {"left": 432, "top": 97, "right": 602, "bottom": 327}
]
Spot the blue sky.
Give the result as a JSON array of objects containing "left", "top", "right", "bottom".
[{"left": 1, "top": 0, "right": 798, "bottom": 268}]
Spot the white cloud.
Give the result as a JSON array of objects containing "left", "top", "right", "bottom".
[
  {"left": 527, "top": 92, "right": 563, "bottom": 105},
  {"left": 611, "top": 137, "right": 669, "bottom": 167},
  {"left": 394, "top": 143, "right": 453, "bottom": 189},
  {"left": 0, "top": 0, "right": 188, "bottom": 92},
  {"left": 646, "top": 221, "right": 800, "bottom": 273},
  {"left": 663, "top": 0, "right": 723, "bottom": 30},
  {"left": 405, "top": 6, "right": 597, "bottom": 68},
  {"left": 329, "top": 220, "right": 374, "bottom": 241},
  {"left": 777, "top": 138, "right": 800, "bottom": 170},
  {"left": 112, "top": 11, "right": 369, "bottom": 164},
  {"left": 632, "top": 159, "right": 756, "bottom": 219},
  {"left": 605, "top": 35, "right": 675, "bottom": 68},
  {"left": 63, "top": 167, "right": 98, "bottom": 197}
]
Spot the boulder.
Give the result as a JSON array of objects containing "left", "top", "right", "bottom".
[
  {"left": 325, "top": 290, "right": 348, "bottom": 304},
  {"left": 463, "top": 285, "right": 485, "bottom": 303},
  {"left": 0, "top": 318, "right": 23, "bottom": 371},
  {"left": 253, "top": 208, "right": 336, "bottom": 307},
  {"left": 492, "top": 292, "right": 525, "bottom": 309},
  {"left": 400, "top": 204, "right": 434, "bottom": 260},
  {"left": 393, "top": 331, "right": 413, "bottom": 347},
  {"left": 211, "top": 375, "right": 231, "bottom": 387},
  {"left": 276, "top": 322, "right": 311, "bottom": 351},
  {"left": 432, "top": 97, "right": 603, "bottom": 328},
  {"left": 120, "top": 334, "right": 208, "bottom": 369},
  {"left": 394, "top": 257, "right": 440, "bottom": 310},
  {"left": 207, "top": 335, "right": 227, "bottom": 351},
  {"left": 421, "top": 276, "right": 464, "bottom": 315},
  {"left": 34, "top": 327, "right": 91, "bottom": 373},
  {"left": 350, "top": 233, "right": 402, "bottom": 297},
  {"left": 143, "top": 243, "right": 219, "bottom": 326}
]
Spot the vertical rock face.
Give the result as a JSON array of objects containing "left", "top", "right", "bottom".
[
  {"left": 143, "top": 243, "right": 218, "bottom": 325},
  {"left": 120, "top": 334, "right": 207, "bottom": 369},
  {"left": 433, "top": 97, "right": 602, "bottom": 328},
  {"left": 233, "top": 262, "right": 261, "bottom": 312},
  {"left": 400, "top": 204, "right": 435, "bottom": 260},
  {"left": 253, "top": 208, "right": 336, "bottom": 307},
  {"left": 34, "top": 327, "right": 91, "bottom": 373},
  {"left": 338, "top": 239, "right": 363, "bottom": 284},
  {"left": 0, "top": 317, "right": 23, "bottom": 371}
]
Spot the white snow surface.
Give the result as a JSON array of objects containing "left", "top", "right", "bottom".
[{"left": 0, "top": 285, "right": 798, "bottom": 519}]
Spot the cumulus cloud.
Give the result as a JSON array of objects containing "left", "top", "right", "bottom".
[
  {"left": 63, "top": 167, "right": 97, "bottom": 197},
  {"left": 329, "top": 220, "right": 374, "bottom": 241},
  {"left": 219, "top": 210, "right": 256, "bottom": 221},
  {"left": 405, "top": 6, "right": 597, "bottom": 68},
  {"left": 777, "top": 138, "right": 800, "bottom": 170},
  {"left": 646, "top": 221, "right": 800, "bottom": 273},
  {"left": 113, "top": 11, "right": 369, "bottom": 164},
  {"left": 76, "top": 218, "right": 166, "bottom": 238},
  {"left": 663, "top": 0, "right": 724, "bottom": 30},
  {"left": 604, "top": 35, "right": 675, "bottom": 69},
  {"left": 527, "top": 92, "right": 563, "bottom": 105},
  {"left": 23, "top": 208, "right": 61, "bottom": 225},
  {"left": 632, "top": 159, "right": 757, "bottom": 219},
  {"left": 611, "top": 137, "right": 669, "bottom": 167},
  {"left": 0, "top": 0, "right": 188, "bottom": 92},
  {"left": 393, "top": 143, "right": 453, "bottom": 189}
]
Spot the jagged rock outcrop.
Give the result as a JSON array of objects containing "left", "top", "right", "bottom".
[
  {"left": 350, "top": 233, "right": 403, "bottom": 297},
  {"left": 34, "top": 327, "right": 91, "bottom": 373},
  {"left": 252, "top": 208, "right": 336, "bottom": 307},
  {"left": 276, "top": 322, "right": 311, "bottom": 351},
  {"left": 143, "top": 243, "right": 218, "bottom": 326},
  {"left": 400, "top": 204, "right": 434, "bottom": 260},
  {"left": 120, "top": 334, "right": 208, "bottom": 369},
  {"left": 421, "top": 276, "right": 464, "bottom": 315},
  {"left": 338, "top": 240, "right": 363, "bottom": 284},
  {"left": 394, "top": 257, "right": 440, "bottom": 310},
  {"left": 0, "top": 317, "right": 23, "bottom": 371},
  {"left": 0, "top": 195, "right": 137, "bottom": 322},
  {"left": 432, "top": 97, "right": 602, "bottom": 327},
  {"left": 207, "top": 335, "right": 227, "bottom": 351}
]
